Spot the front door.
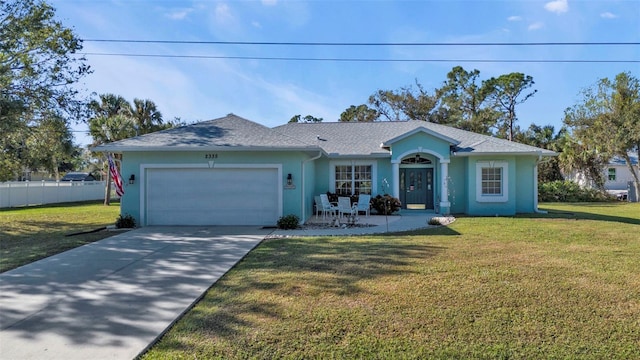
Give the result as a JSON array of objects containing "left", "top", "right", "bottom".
[{"left": 400, "top": 168, "right": 434, "bottom": 210}]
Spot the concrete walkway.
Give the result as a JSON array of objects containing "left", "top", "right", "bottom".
[
  {"left": 0, "top": 214, "right": 445, "bottom": 359},
  {"left": 0, "top": 226, "right": 270, "bottom": 360},
  {"left": 269, "top": 212, "right": 441, "bottom": 237}
]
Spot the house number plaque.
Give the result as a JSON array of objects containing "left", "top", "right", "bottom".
[{"left": 204, "top": 154, "right": 218, "bottom": 159}]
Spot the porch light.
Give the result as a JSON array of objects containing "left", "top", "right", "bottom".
[
  {"left": 287, "top": 173, "right": 293, "bottom": 186},
  {"left": 129, "top": 174, "right": 135, "bottom": 185}
]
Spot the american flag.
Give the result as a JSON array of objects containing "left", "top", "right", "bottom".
[{"left": 107, "top": 154, "right": 124, "bottom": 197}]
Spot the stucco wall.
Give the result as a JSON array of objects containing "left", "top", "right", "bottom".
[{"left": 120, "top": 150, "right": 308, "bottom": 226}]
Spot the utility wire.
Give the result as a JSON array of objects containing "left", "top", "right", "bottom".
[
  {"left": 82, "top": 39, "right": 640, "bottom": 46},
  {"left": 80, "top": 52, "right": 639, "bottom": 63}
]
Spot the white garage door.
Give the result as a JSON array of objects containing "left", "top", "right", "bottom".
[{"left": 146, "top": 167, "right": 280, "bottom": 226}]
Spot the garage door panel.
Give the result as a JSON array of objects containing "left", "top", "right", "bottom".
[{"left": 146, "top": 167, "right": 279, "bottom": 226}]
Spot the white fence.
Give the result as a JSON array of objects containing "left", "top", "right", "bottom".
[{"left": 0, "top": 181, "right": 118, "bottom": 208}]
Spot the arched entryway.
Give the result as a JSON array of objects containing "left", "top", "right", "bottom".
[{"left": 399, "top": 153, "right": 435, "bottom": 210}]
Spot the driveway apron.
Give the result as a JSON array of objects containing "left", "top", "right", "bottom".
[{"left": 0, "top": 226, "right": 270, "bottom": 360}]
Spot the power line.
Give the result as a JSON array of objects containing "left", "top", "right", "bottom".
[
  {"left": 82, "top": 39, "right": 640, "bottom": 47},
  {"left": 80, "top": 52, "right": 639, "bottom": 63}
]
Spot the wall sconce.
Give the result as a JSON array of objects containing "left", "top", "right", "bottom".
[
  {"left": 287, "top": 173, "right": 293, "bottom": 186},
  {"left": 129, "top": 174, "right": 135, "bottom": 185},
  {"left": 415, "top": 153, "right": 420, "bottom": 162}
]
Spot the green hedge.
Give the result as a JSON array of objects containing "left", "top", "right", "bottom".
[{"left": 538, "top": 181, "right": 613, "bottom": 202}]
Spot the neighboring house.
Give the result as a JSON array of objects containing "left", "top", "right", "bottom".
[
  {"left": 60, "top": 172, "right": 97, "bottom": 182},
  {"left": 565, "top": 151, "right": 639, "bottom": 199},
  {"left": 604, "top": 152, "right": 638, "bottom": 191},
  {"left": 94, "top": 114, "right": 556, "bottom": 226}
]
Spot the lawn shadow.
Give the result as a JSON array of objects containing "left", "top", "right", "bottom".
[
  {"left": 182, "top": 237, "right": 446, "bottom": 340},
  {"left": 519, "top": 204, "right": 640, "bottom": 226}
]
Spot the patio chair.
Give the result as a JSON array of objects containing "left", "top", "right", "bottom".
[
  {"left": 337, "top": 196, "right": 354, "bottom": 218},
  {"left": 314, "top": 195, "right": 322, "bottom": 219},
  {"left": 319, "top": 194, "right": 337, "bottom": 221},
  {"left": 355, "top": 194, "right": 371, "bottom": 217}
]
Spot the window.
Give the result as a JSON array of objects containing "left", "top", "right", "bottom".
[
  {"left": 332, "top": 163, "right": 373, "bottom": 195},
  {"left": 608, "top": 168, "right": 616, "bottom": 181},
  {"left": 476, "top": 161, "right": 508, "bottom": 202},
  {"left": 481, "top": 167, "right": 502, "bottom": 195}
]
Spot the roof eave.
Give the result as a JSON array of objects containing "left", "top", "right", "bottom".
[
  {"left": 92, "top": 145, "right": 322, "bottom": 153},
  {"left": 453, "top": 151, "right": 558, "bottom": 157}
]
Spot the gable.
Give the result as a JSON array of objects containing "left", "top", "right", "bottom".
[{"left": 386, "top": 131, "right": 453, "bottom": 162}]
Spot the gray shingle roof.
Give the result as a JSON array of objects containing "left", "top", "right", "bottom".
[
  {"left": 95, "top": 114, "right": 556, "bottom": 157},
  {"left": 94, "top": 114, "right": 316, "bottom": 152},
  {"left": 274, "top": 120, "right": 556, "bottom": 157}
]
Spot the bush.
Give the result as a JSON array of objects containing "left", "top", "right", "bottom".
[
  {"left": 277, "top": 214, "right": 300, "bottom": 229},
  {"left": 115, "top": 214, "right": 136, "bottom": 228},
  {"left": 538, "top": 180, "right": 614, "bottom": 202},
  {"left": 371, "top": 194, "right": 402, "bottom": 215}
]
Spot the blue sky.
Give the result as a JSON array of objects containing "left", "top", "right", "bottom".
[{"left": 50, "top": 0, "right": 639, "bottom": 146}]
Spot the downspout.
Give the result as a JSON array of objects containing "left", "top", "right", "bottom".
[
  {"left": 534, "top": 152, "right": 547, "bottom": 214},
  {"left": 301, "top": 151, "right": 323, "bottom": 222}
]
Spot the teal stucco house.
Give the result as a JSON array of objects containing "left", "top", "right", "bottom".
[{"left": 95, "top": 114, "right": 556, "bottom": 226}]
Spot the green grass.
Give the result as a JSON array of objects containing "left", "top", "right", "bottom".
[
  {"left": 0, "top": 201, "right": 121, "bottom": 272},
  {"left": 143, "top": 202, "right": 640, "bottom": 359}
]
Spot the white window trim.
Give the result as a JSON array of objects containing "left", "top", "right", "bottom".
[
  {"left": 329, "top": 160, "right": 377, "bottom": 195},
  {"left": 476, "top": 161, "right": 508, "bottom": 203}
]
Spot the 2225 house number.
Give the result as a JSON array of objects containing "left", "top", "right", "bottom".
[{"left": 204, "top": 154, "right": 218, "bottom": 159}]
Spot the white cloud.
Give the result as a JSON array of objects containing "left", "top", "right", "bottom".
[
  {"left": 165, "top": 8, "right": 193, "bottom": 20},
  {"left": 252, "top": 21, "right": 262, "bottom": 28},
  {"left": 528, "top": 22, "right": 544, "bottom": 31},
  {"left": 600, "top": 12, "right": 618, "bottom": 19},
  {"left": 544, "top": 0, "right": 569, "bottom": 14},
  {"left": 215, "top": 3, "right": 234, "bottom": 23},
  {"left": 261, "top": 0, "right": 278, "bottom": 6},
  {"left": 507, "top": 16, "right": 522, "bottom": 22}
]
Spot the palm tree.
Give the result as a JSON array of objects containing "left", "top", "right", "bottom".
[
  {"left": 88, "top": 94, "right": 135, "bottom": 205},
  {"left": 132, "top": 98, "right": 164, "bottom": 135},
  {"left": 89, "top": 94, "right": 132, "bottom": 120}
]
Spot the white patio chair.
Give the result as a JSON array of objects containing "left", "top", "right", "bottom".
[
  {"left": 355, "top": 194, "right": 371, "bottom": 217},
  {"left": 337, "top": 197, "right": 354, "bottom": 218},
  {"left": 314, "top": 195, "right": 322, "bottom": 219},
  {"left": 319, "top": 194, "right": 337, "bottom": 221}
]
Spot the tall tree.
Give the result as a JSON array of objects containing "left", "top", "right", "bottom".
[
  {"left": 368, "top": 80, "right": 438, "bottom": 121},
  {"left": 132, "top": 98, "right": 167, "bottom": 135},
  {"left": 436, "top": 66, "right": 499, "bottom": 134},
  {"left": 0, "top": 0, "right": 90, "bottom": 181},
  {"left": 288, "top": 114, "right": 323, "bottom": 123},
  {"left": 514, "top": 124, "right": 564, "bottom": 182},
  {"left": 339, "top": 104, "right": 378, "bottom": 122},
  {"left": 483, "top": 73, "right": 537, "bottom": 141},
  {"left": 556, "top": 132, "right": 608, "bottom": 189},
  {"left": 89, "top": 94, "right": 134, "bottom": 205},
  {"left": 25, "top": 113, "right": 76, "bottom": 180},
  {"left": 564, "top": 71, "right": 640, "bottom": 199},
  {"left": 1, "top": 0, "right": 90, "bottom": 119}
]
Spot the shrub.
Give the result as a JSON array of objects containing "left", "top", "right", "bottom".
[
  {"left": 116, "top": 214, "right": 136, "bottom": 228},
  {"left": 538, "top": 180, "right": 614, "bottom": 202},
  {"left": 277, "top": 214, "right": 300, "bottom": 229},
  {"left": 371, "top": 194, "right": 402, "bottom": 215}
]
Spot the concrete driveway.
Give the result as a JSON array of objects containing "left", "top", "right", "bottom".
[{"left": 0, "top": 226, "right": 271, "bottom": 360}]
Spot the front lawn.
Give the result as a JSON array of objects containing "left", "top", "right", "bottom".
[
  {"left": 0, "top": 201, "right": 121, "bottom": 273},
  {"left": 143, "top": 202, "right": 640, "bottom": 359}
]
